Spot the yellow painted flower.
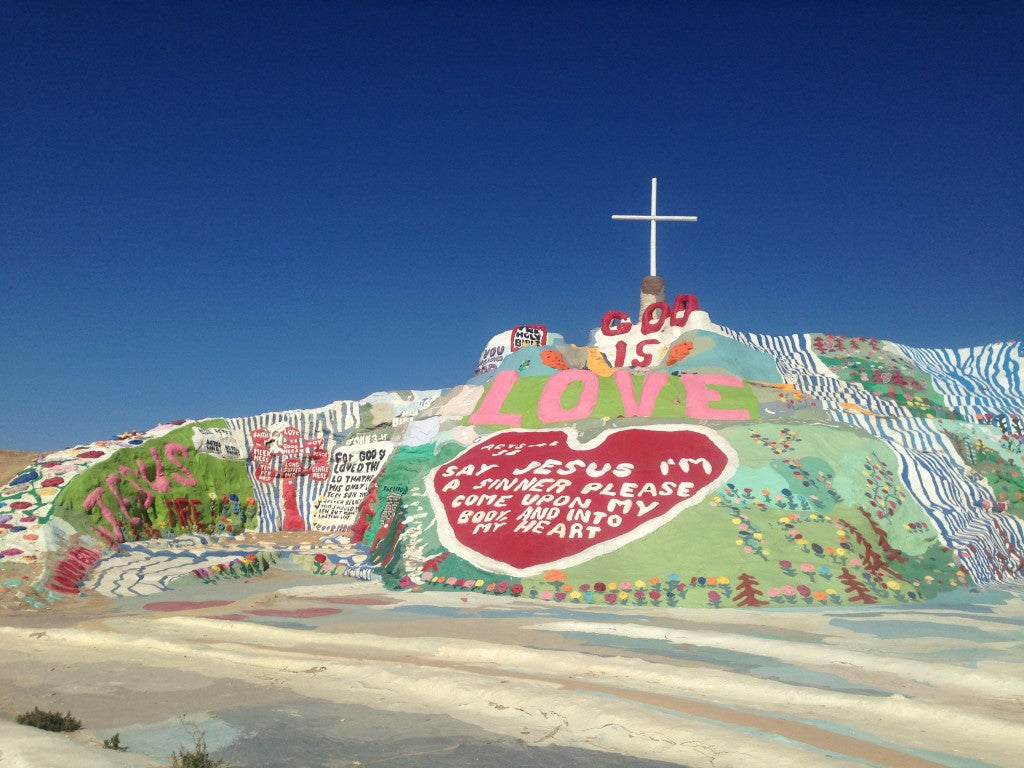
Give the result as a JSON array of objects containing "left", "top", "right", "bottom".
[
  {"left": 569, "top": 590, "right": 582, "bottom": 600},
  {"left": 887, "top": 580, "right": 900, "bottom": 591},
  {"left": 634, "top": 580, "right": 646, "bottom": 589},
  {"left": 717, "top": 577, "right": 729, "bottom": 586},
  {"left": 618, "top": 591, "right": 629, "bottom": 601}
]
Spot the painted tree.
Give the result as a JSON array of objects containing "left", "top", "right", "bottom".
[
  {"left": 250, "top": 424, "right": 329, "bottom": 531},
  {"left": 838, "top": 567, "right": 877, "bottom": 604},
  {"left": 859, "top": 506, "right": 908, "bottom": 564},
  {"left": 732, "top": 572, "right": 769, "bottom": 607},
  {"left": 838, "top": 518, "right": 899, "bottom": 579}
]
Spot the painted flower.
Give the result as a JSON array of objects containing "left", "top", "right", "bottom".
[
  {"left": 593, "top": 582, "right": 606, "bottom": 592},
  {"left": 511, "top": 583, "right": 523, "bottom": 596},
  {"left": 496, "top": 580, "right": 509, "bottom": 593},
  {"left": 314, "top": 553, "right": 327, "bottom": 564},
  {"left": 540, "top": 590, "right": 553, "bottom": 600},
  {"left": 797, "top": 584, "right": 811, "bottom": 597},
  {"left": 604, "top": 592, "right": 617, "bottom": 604},
  {"left": 781, "top": 584, "right": 795, "bottom": 596}
]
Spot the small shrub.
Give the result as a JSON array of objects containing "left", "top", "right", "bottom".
[
  {"left": 171, "top": 732, "right": 226, "bottom": 768},
  {"left": 103, "top": 733, "right": 129, "bottom": 751},
  {"left": 15, "top": 707, "right": 82, "bottom": 732}
]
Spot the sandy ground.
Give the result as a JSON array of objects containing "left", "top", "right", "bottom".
[
  {"left": 0, "top": 564, "right": 1021, "bottom": 768},
  {"left": 0, "top": 450, "right": 39, "bottom": 486}
]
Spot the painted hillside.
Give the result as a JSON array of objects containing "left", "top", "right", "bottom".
[{"left": 2, "top": 289, "right": 1022, "bottom": 610}]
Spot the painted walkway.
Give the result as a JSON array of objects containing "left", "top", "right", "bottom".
[{"left": 0, "top": 571, "right": 1021, "bottom": 767}]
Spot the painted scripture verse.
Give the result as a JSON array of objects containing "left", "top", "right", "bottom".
[{"left": 426, "top": 426, "right": 737, "bottom": 575}]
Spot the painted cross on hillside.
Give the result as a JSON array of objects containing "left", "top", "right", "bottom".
[{"left": 612, "top": 178, "right": 697, "bottom": 277}]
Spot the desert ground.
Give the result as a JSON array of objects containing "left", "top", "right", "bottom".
[{"left": 1, "top": 454, "right": 1022, "bottom": 768}]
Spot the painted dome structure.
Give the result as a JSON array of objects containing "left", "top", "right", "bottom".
[{"left": 2, "top": 185, "right": 1022, "bottom": 609}]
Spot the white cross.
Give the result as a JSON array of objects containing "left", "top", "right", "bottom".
[{"left": 612, "top": 178, "right": 697, "bottom": 277}]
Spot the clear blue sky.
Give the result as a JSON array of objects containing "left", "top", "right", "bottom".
[{"left": 2, "top": 2, "right": 1021, "bottom": 451}]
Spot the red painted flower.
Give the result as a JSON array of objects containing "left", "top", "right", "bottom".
[{"left": 314, "top": 553, "right": 327, "bottom": 564}]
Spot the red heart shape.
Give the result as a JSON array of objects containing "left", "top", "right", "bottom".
[{"left": 426, "top": 426, "right": 737, "bottom": 576}]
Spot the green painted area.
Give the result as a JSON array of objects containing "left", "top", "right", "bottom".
[
  {"left": 368, "top": 418, "right": 967, "bottom": 608},
  {"left": 811, "top": 334, "right": 956, "bottom": 418},
  {"left": 51, "top": 421, "right": 256, "bottom": 541},
  {"left": 942, "top": 418, "right": 1024, "bottom": 520},
  {"left": 669, "top": 330, "right": 784, "bottom": 382}
]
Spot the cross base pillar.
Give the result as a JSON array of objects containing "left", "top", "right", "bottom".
[{"left": 640, "top": 275, "right": 665, "bottom": 316}]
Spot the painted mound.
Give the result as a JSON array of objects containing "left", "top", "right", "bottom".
[{"left": 2, "top": 292, "right": 1022, "bottom": 609}]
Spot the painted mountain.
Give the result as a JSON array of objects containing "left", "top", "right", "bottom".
[{"left": 3, "top": 290, "right": 1022, "bottom": 609}]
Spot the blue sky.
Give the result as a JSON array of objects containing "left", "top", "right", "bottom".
[{"left": 2, "top": 2, "right": 1021, "bottom": 450}]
